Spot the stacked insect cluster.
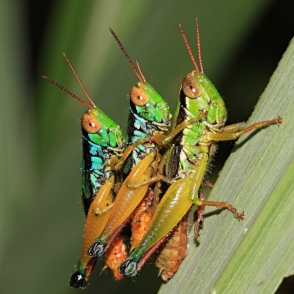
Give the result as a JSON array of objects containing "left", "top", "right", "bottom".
[{"left": 43, "top": 20, "right": 282, "bottom": 288}]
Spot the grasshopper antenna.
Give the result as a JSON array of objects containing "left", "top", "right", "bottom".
[
  {"left": 42, "top": 76, "right": 93, "bottom": 110},
  {"left": 195, "top": 18, "right": 204, "bottom": 73},
  {"left": 109, "top": 27, "right": 146, "bottom": 82},
  {"left": 135, "top": 60, "right": 146, "bottom": 82},
  {"left": 62, "top": 53, "right": 97, "bottom": 107},
  {"left": 179, "top": 24, "right": 200, "bottom": 74}
]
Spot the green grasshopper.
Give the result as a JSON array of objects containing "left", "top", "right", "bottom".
[
  {"left": 86, "top": 28, "right": 172, "bottom": 259},
  {"left": 43, "top": 53, "right": 127, "bottom": 287},
  {"left": 118, "top": 20, "right": 282, "bottom": 278}
]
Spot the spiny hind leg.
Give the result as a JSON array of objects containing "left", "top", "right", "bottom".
[{"left": 194, "top": 191, "right": 205, "bottom": 239}]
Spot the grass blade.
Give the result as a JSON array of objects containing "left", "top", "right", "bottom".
[{"left": 159, "top": 38, "right": 294, "bottom": 294}]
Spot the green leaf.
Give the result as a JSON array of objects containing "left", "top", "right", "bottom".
[{"left": 159, "top": 38, "right": 294, "bottom": 294}]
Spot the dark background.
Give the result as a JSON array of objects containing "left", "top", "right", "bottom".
[{"left": 0, "top": 0, "right": 293, "bottom": 293}]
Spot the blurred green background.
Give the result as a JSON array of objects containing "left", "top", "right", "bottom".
[{"left": 0, "top": 0, "right": 293, "bottom": 293}]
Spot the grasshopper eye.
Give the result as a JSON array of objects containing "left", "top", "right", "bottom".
[
  {"left": 130, "top": 85, "right": 149, "bottom": 106},
  {"left": 81, "top": 112, "right": 101, "bottom": 133},
  {"left": 182, "top": 73, "right": 202, "bottom": 98}
]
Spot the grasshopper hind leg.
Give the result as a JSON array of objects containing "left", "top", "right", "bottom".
[{"left": 194, "top": 191, "right": 205, "bottom": 239}]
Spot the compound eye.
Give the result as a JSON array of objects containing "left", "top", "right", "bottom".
[
  {"left": 81, "top": 112, "right": 101, "bottom": 133},
  {"left": 182, "top": 73, "right": 202, "bottom": 98},
  {"left": 130, "top": 85, "right": 149, "bottom": 106}
]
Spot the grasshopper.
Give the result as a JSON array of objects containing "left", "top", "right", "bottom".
[
  {"left": 118, "top": 20, "right": 282, "bottom": 278},
  {"left": 43, "top": 54, "right": 127, "bottom": 287}
]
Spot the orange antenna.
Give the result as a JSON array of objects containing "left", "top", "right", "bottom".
[
  {"left": 179, "top": 24, "right": 200, "bottom": 74},
  {"left": 136, "top": 60, "right": 146, "bottom": 82},
  {"left": 195, "top": 18, "right": 204, "bottom": 73},
  {"left": 42, "top": 76, "right": 93, "bottom": 110},
  {"left": 62, "top": 53, "right": 96, "bottom": 107},
  {"left": 109, "top": 27, "right": 144, "bottom": 82}
]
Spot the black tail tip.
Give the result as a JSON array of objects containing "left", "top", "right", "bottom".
[{"left": 70, "top": 272, "right": 86, "bottom": 288}]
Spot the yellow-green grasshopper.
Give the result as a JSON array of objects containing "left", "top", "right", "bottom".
[{"left": 118, "top": 20, "right": 282, "bottom": 278}]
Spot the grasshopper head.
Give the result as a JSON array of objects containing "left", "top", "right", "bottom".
[
  {"left": 129, "top": 81, "right": 171, "bottom": 133},
  {"left": 181, "top": 71, "right": 227, "bottom": 125},
  {"left": 81, "top": 107, "right": 125, "bottom": 150}
]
